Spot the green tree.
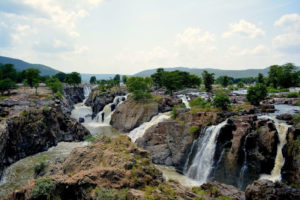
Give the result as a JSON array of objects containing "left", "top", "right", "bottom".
[
  {"left": 0, "top": 64, "right": 17, "bottom": 81},
  {"left": 237, "top": 81, "right": 244, "bottom": 88},
  {"left": 0, "top": 78, "right": 16, "bottom": 95},
  {"left": 65, "top": 72, "right": 81, "bottom": 86},
  {"left": 54, "top": 72, "right": 67, "bottom": 82},
  {"left": 122, "top": 75, "right": 128, "bottom": 83},
  {"left": 257, "top": 73, "right": 264, "bottom": 84},
  {"left": 90, "top": 76, "right": 97, "bottom": 84},
  {"left": 113, "top": 74, "right": 121, "bottom": 86},
  {"left": 46, "top": 77, "right": 63, "bottom": 94},
  {"left": 162, "top": 71, "right": 183, "bottom": 95},
  {"left": 151, "top": 68, "right": 165, "bottom": 89},
  {"left": 218, "top": 76, "right": 230, "bottom": 88},
  {"left": 246, "top": 84, "right": 268, "bottom": 106},
  {"left": 202, "top": 70, "right": 215, "bottom": 92},
  {"left": 25, "top": 68, "right": 40, "bottom": 88},
  {"left": 126, "top": 77, "right": 152, "bottom": 101},
  {"left": 213, "top": 92, "right": 231, "bottom": 111}
]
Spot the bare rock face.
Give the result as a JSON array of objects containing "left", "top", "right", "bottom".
[
  {"left": 245, "top": 179, "right": 300, "bottom": 200},
  {"left": 5, "top": 135, "right": 163, "bottom": 200},
  {"left": 263, "top": 97, "right": 299, "bottom": 106},
  {"left": 63, "top": 87, "right": 85, "bottom": 106},
  {"left": 0, "top": 106, "right": 90, "bottom": 178}
]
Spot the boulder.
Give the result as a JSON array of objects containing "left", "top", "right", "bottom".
[
  {"left": 259, "top": 104, "right": 275, "bottom": 113},
  {"left": 245, "top": 179, "right": 300, "bottom": 200},
  {"left": 276, "top": 113, "right": 293, "bottom": 121}
]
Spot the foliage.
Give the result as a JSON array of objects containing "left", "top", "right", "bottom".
[
  {"left": 0, "top": 78, "right": 16, "bottom": 95},
  {"left": 217, "top": 76, "right": 231, "bottom": 87},
  {"left": 151, "top": 68, "right": 165, "bottom": 88},
  {"left": 213, "top": 92, "right": 231, "bottom": 111},
  {"left": 189, "top": 97, "right": 208, "bottom": 108},
  {"left": 257, "top": 73, "right": 264, "bottom": 84},
  {"left": 171, "top": 104, "right": 186, "bottom": 119},
  {"left": 202, "top": 70, "right": 215, "bottom": 92},
  {"left": 34, "top": 160, "right": 47, "bottom": 177},
  {"left": 65, "top": 72, "right": 81, "bottom": 86},
  {"left": 24, "top": 68, "right": 40, "bottom": 88},
  {"left": 287, "top": 92, "right": 299, "bottom": 98},
  {"left": 31, "top": 177, "right": 54, "bottom": 199},
  {"left": 0, "top": 64, "right": 17, "bottom": 81},
  {"left": 95, "top": 188, "right": 126, "bottom": 200},
  {"left": 126, "top": 77, "right": 152, "bottom": 101},
  {"left": 54, "top": 72, "right": 67, "bottom": 82},
  {"left": 237, "top": 81, "right": 244, "bottom": 88},
  {"left": 122, "top": 75, "right": 128, "bottom": 83},
  {"left": 46, "top": 77, "right": 63, "bottom": 94},
  {"left": 90, "top": 76, "right": 97, "bottom": 84},
  {"left": 268, "top": 63, "right": 299, "bottom": 88},
  {"left": 293, "top": 113, "right": 300, "bottom": 128},
  {"left": 246, "top": 84, "right": 268, "bottom": 106},
  {"left": 113, "top": 74, "right": 121, "bottom": 86},
  {"left": 189, "top": 126, "right": 200, "bottom": 136}
]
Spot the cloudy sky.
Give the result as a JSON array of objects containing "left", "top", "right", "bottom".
[{"left": 0, "top": 0, "right": 300, "bottom": 74}]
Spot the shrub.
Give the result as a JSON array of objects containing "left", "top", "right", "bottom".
[
  {"left": 31, "top": 177, "right": 54, "bottom": 199},
  {"left": 95, "top": 188, "right": 126, "bottom": 200},
  {"left": 189, "top": 97, "right": 208, "bottom": 108},
  {"left": 189, "top": 126, "right": 200, "bottom": 137},
  {"left": 287, "top": 92, "right": 299, "bottom": 98},
  {"left": 212, "top": 92, "right": 231, "bottom": 111},
  {"left": 237, "top": 82, "right": 244, "bottom": 88},
  {"left": 171, "top": 104, "right": 186, "bottom": 119},
  {"left": 293, "top": 113, "right": 300, "bottom": 128},
  {"left": 246, "top": 84, "right": 268, "bottom": 106},
  {"left": 34, "top": 161, "right": 47, "bottom": 177}
]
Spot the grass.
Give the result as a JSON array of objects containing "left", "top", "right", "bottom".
[
  {"left": 95, "top": 187, "right": 126, "bottom": 200},
  {"left": 31, "top": 177, "right": 54, "bottom": 199}
]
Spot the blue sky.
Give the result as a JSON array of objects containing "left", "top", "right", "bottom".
[{"left": 0, "top": 0, "right": 300, "bottom": 74}]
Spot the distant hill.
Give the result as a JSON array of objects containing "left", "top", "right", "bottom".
[
  {"left": 134, "top": 67, "right": 273, "bottom": 78},
  {"left": 0, "top": 56, "right": 60, "bottom": 76}
]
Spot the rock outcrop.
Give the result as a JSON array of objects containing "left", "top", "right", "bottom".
[
  {"left": 0, "top": 105, "right": 89, "bottom": 178},
  {"left": 111, "top": 97, "right": 182, "bottom": 133},
  {"left": 63, "top": 86, "right": 85, "bottom": 106},
  {"left": 245, "top": 179, "right": 300, "bottom": 200},
  {"left": 84, "top": 89, "right": 126, "bottom": 117},
  {"left": 263, "top": 97, "right": 299, "bottom": 106}
]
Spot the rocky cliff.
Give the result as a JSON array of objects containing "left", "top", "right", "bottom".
[
  {"left": 111, "top": 97, "right": 182, "bottom": 132},
  {"left": 0, "top": 105, "right": 89, "bottom": 178}
]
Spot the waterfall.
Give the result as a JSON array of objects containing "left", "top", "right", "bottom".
[
  {"left": 83, "top": 85, "right": 92, "bottom": 98},
  {"left": 237, "top": 134, "right": 250, "bottom": 188},
  {"left": 260, "top": 119, "right": 289, "bottom": 182},
  {"left": 177, "top": 95, "right": 191, "bottom": 109},
  {"left": 128, "top": 112, "right": 171, "bottom": 142},
  {"left": 184, "top": 120, "right": 227, "bottom": 184}
]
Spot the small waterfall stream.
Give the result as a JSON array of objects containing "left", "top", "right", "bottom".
[
  {"left": 184, "top": 120, "right": 228, "bottom": 184},
  {"left": 177, "top": 94, "right": 191, "bottom": 109}
]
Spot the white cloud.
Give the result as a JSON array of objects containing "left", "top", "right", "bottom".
[
  {"left": 228, "top": 45, "right": 269, "bottom": 56},
  {"left": 275, "top": 13, "right": 300, "bottom": 31},
  {"left": 223, "top": 19, "right": 265, "bottom": 38},
  {"left": 272, "top": 32, "right": 300, "bottom": 53},
  {"left": 175, "top": 28, "right": 215, "bottom": 47}
]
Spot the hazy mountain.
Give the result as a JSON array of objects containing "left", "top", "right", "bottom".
[
  {"left": 133, "top": 67, "right": 276, "bottom": 78},
  {"left": 80, "top": 74, "right": 117, "bottom": 82},
  {"left": 0, "top": 56, "right": 60, "bottom": 76}
]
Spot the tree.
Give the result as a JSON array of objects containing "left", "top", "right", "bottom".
[
  {"left": 151, "top": 68, "right": 165, "bottom": 89},
  {"left": 54, "top": 72, "right": 67, "bottom": 82},
  {"left": 122, "top": 75, "right": 128, "bottom": 83},
  {"left": 213, "top": 92, "right": 231, "bottom": 111},
  {"left": 257, "top": 73, "right": 264, "bottom": 84},
  {"left": 237, "top": 81, "right": 244, "bottom": 88},
  {"left": 246, "top": 84, "right": 268, "bottom": 106},
  {"left": 65, "top": 72, "right": 81, "bottom": 86},
  {"left": 90, "top": 76, "right": 97, "bottom": 84},
  {"left": 46, "top": 77, "right": 63, "bottom": 94},
  {"left": 113, "top": 74, "right": 121, "bottom": 86},
  {"left": 0, "top": 78, "right": 16, "bottom": 95},
  {"left": 202, "top": 70, "right": 215, "bottom": 92},
  {"left": 25, "top": 68, "right": 40, "bottom": 88},
  {"left": 0, "top": 64, "right": 17, "bottom": 81},
  {"left": 126, "top": 77, "right": 152, "bottom": 101},
  {"left": 218, "top": 76, "right": 230, "bottom": 88},
  {"left": 162, "top": 71, "right": 183, "bottom": 95}
]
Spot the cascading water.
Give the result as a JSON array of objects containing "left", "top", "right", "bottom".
[
  {"left": 259, "top": 118, "right": 289, "bottom": 182},
  {"left": 177, "top": 94, "right": 191, "bottom": 109},
  {"left": 128, "top": 112, "right": 171, "bottom": 142},
  {"left": 237, "top": 134, "right": 250, "bottom": 188},
  {"left": 184, "top": 120, "right": 227, "bottom": 184}
]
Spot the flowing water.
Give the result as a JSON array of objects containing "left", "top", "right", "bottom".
[
  {"left": 184, "top": 120, "right": 227, "bottom": 184},
  {"left": 177, "top": 95, "right": 191, "bottom": 109},
  {"left": 128, "top": 112, "right": 171, "bottom": 142},
  {"left": 259, "top": 116, "right": 289, "bottom": 182}
]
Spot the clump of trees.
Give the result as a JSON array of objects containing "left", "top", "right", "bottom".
[
  {"left": 202, "top": 70, "right": 215, "bottom": 92},
  {"left": 46, "top": 77, "right": 63, "bottom": 94},
  {"left": 246, "top": 84, "right": 268, "bottom": 106},
  {"left": 0, "top": 64, "right": 17, "bottom": 95},
  {"left": 90, "top": 76, "right": 97, "bottom": 84},
  {"left": 151, "top": 68, "right": 202, "bottom": 95},
  {"left": 268, "top": 63, "right": 299, "bottom": 88},
  {"left": 213, "top": 92, "right": 231, "bottom": 110},
  {"left": 126, "top": 77, "right": 152, "bottom": 101},
  {"left": 65, "top": 72, "right": 81, "bottom": 86}
]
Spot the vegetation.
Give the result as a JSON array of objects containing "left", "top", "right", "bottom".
[
  {"left": 31, "top": 177, "right": 55, "bottom": 199},
  {"left": 202, "top": 70, "right": 215, "bottom": 92},
  {"left": 34, "top": 160, "right": 47, "bottom": 177},
  {"left": 65, "top": 72, "right": 81, "bottom": 86},
  {"left": 95, "top": 188, "right": 126, "bottom": 200},
  {"left": 257, "top": 73, "right": 265, "bottom": 84},
  {"left": 292, "top": 113, "right": 300, "bottom": 128},
  {"left": 171, "top": 104, "right": 186, "bottom": 119},
  {"left": 212, "top": 92, "right": 231, "bottom": 111},
  {"left": 54, "top": 72, "right": 67, "bottom": 82},
  {"left": 113, "top": 74, "right": 121, "bottom": 86},
  {"left": 126, "top": 77, "right": 152, "bottom": 101},
  {"left": 287, "top": 92, "right": 299, "bottom": 98},
  {"left": 90, "top": 76, "right": 97, "bottom": 84},
  {"left": 0, "top": 78, "right": 16, "bottom": 95},
  {"left": 46, "top": 77, "right": 63, "bottom": 94},
  {"left": 122, "top": 75, "right": 128, "bottom": 83},
  {"left": 217, "top": 76, "right": 231, "bottom": 87},
  {"left": 237, "top": 81, "right": 244, "bottom": 88},
  {"left": 189, "top": 97, "right": 208, "bottom": 108},
  {"left": 246, "top": 84, "right": 268, "bottom": 106},
  {"left": 268, "top": 63, "right": 299, "bottom": 88}
]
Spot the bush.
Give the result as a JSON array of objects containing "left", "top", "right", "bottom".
[
  {"left": 189, "top": 97, "right": 208, "bottom": 108},
  {"left": 237, "top": 82, "right": 244, "bottom": 88},
  {"left": 171, "top": 104, "right": 186, "bottom": 119},
  {"left": 34, "top": 161, "right": 47, "bottom": 177},
  {"left": 246, "top": 84, "right": 268, "bottom": 106},
  {"left": 293, "top": 113, "right": 300, "bottom": 128},
  {"left": 95, "top": 188, "right": 126, "bottom": 200},
  {"left": 287, "top": 92, "right": 299, "bottom": 98},
  {"left": 189, "top": 126, "right": 200, "bottom": 136},
  {"left": 31, "top": 177, "right": 54, "bottom": 199},
  {"left": 212, "top": 92, "right": 231, "bottom": 111}
]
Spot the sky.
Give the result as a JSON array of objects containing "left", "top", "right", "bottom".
[{"left": 0, "top": 0, "right": 300, "bottom": 75}]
